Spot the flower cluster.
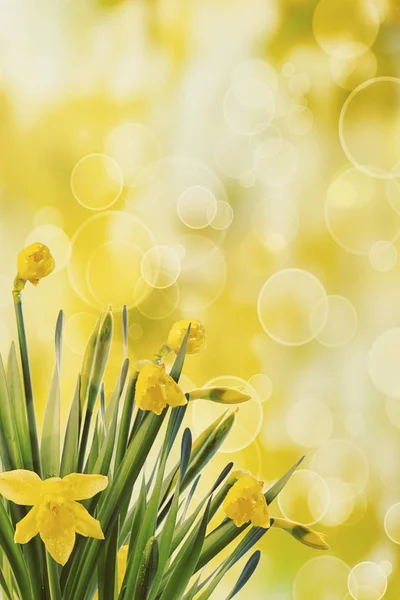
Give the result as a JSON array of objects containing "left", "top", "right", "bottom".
[{"left": 0, "top": 243, "right": 328, "bottom": 599}]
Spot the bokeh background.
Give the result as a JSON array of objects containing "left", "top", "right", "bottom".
[{"left": 1, "top": 0, "right": 400, "bottom": 598}]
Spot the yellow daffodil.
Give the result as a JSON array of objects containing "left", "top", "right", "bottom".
[
  {"left": 273, "top": 518, "right": 329, "bottom": 550},
  {"left": 168, "top": 319, "right": 205, "bottom": 354},
  {"left": 0, "top": 470, "right": 108, "bottom": 565},
  {"left": 136, "top": 362, "right": 187, "bottom": 415},
  {"left": 16, "top": 242, "right": 55, "bottom": 286},
  {"left": 94, "top": 545, "right": 128, "bottom": 599},
  {"left": 223, "top": 471, "right": 270, "bottom": 528},
  {"left": 187, "top": 387, "right": 251, "bottom": 404}
]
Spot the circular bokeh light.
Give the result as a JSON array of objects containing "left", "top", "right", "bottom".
[
  {"left": 368, "top": 328, "right": 400, "bottom": 397},
  {"left": 348, "top": 562, "right": 387, "bottom": 600},
  {"left": 254, "top": 139, "right": 298, "bottom": 187},
  {"left": 71, "top": 153, "right": 123, "bottom": 210},
  {"left": 310, "top": 295, "right": 358, "bottom": 347},
  {"left": 286, "top": 398, "right": 333, "bottom": 448},
  {"left": 223, "top": 80, "right": 275, "bottom": 136},
  {"left": 310, "top": 439, "right": 369, "bottom": 493},
  {"left": 325, "top": 168, "right": 400, "bottom": 254},
  {"left": 248, "top": 374, "right": 273, "bottom": 403},
  {"left": 369, "top": 241, "right": 398, "bottom": 272},
  {"left": 278, "top": 469, "right": 330, "bottom": 525},
  {"left": 104, "top": 122, "right": 161, "bottom": 187},
  {"left": 135, "top": 279, "right": 180, "bottom": 320},
  {"left": 257, "top": 268, "right": 328, "bottom": 346},
  {"left": 384, "top": 502, "right": 400, "bottom": 544},
  {"left": 313, "top": 0, "right": 380, "bottom": 60},
  {"left": 68, "top": 211, "right": 156, "bottom": 308},
  {"left": 141, "top": 246, "right": 181, "bottom": 289},
  {"left": 192, "top": 376, "right": 263, "bottom": 453},
  {"left": 177, "top": 186, "right": 217, "bottom": 229},
  {"left": 339, "top": 77, "right": 400, "bottom": 178},
  {"left": 294, "top": 556, "right": 351, "bottom": 600}
]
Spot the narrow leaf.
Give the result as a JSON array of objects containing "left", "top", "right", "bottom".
[
  {"left": 225, "top": 551, "right": 261, "bottom": 600},
  {"left": 41, "top": 365, "right": 61, "bottom": 478},
  {"left": 6, "top": 342, "right": 32, "bottom": 469},
  {"left": 60, "top": 375, "right": 81, "bottom": 477}
]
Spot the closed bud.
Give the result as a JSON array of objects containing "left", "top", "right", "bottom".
[
  {"left": 273, "top": 518, "right": 329, "bottom": 550},
  {"left": 168, "top": 320, "right": 205, "bottom": 354},
  {"left": 187, "top": 387, "right": 251, "bottom": 404},
  {"left": 16, "top": 242, "right": 55, "bottom": 287}
]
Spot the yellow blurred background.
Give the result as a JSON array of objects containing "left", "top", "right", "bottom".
[{"left": 1, "top": 0, "right": 400, "bottom": 597}]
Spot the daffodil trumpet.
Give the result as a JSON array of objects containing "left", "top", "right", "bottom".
[{"left": 0, "top": 243, "right": 328, "bottom": 600}]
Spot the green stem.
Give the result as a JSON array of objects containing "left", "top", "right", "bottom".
[
  {"left": 46, "top": 553, "right": 62, "bottom": 600},
  {"left": 12, "top": 289, "right": 42, "bottom": 476}
]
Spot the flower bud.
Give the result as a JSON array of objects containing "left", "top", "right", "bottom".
[
  {"left": 187, "top": 387, "right": 251, "bottom": 404},
  {"left": 273, "top": 518, "right": 329, "bottom": 550},
  {"left": 168, "top": 320, "right": 205, "bottom": 354},
  {"left": 17, "top": 242, "right": 55, "bottom": 286}
]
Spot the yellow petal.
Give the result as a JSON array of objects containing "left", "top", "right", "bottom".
[
  {"left": 14, "top": 505, "right": 40, "bottom": 544},
  {"left": 251, "top": 496, "right": 270, "bottom": 528},
  {"left": 40, "top": 529, "right": 76, "bottom": 566},
  {"left": 117, "top": 546, "right": 129, "bottom": 588},
  {"left": 72, "top": 502, "right": 104, "bottom": 539},
  {"left": 165, "top": 376, "right": 187, "bottom": 408},
  {"left": 61, "top": 474, "right": 108, "bottom": 501},
  {"left": 136, "top": 386, "right": 167, "bottom": 415},
  {"left": 0, "top": 470, "right": 42, "bottom": 505}
]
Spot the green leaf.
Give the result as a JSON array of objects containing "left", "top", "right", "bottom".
[
  {"left": 0, "top": 500, "right": 33, "bottom": 600},
  {"left": 60, "top": 375, "right": 81, "bottom": 477},
  {"left": 159, "top": 498, "right": 211, "bottom": 600},
  {"left": 122, "top": 305, "right": 128, "bottom": 359},
  {"left": 225, "top": 551, "right": 261, "bottom": 600},
  {"left": 80, "top": 309, "right": 104, "bottom": 412},
  {"left": 41, "top": 365, "right": 61, "bottom": 478},
  {"left": 196, "top": 525, "right": 270, "bottom": 600},
  {"left": 46, "top": 552, "right": 62, "bottom": 600},
  {"left": 127, "top": 411, "right": 188, "bottom": 598},
  {"left": 12, "top": 290, "right": 41, "bottom": 475},
  {"left": 85, "top": 414, "right": 100, "bottom": 474},
  {"left": 54, "top": 310, "right": 64, "bottom": 374},
  {"left": 0, "top": 354, "right": 23, "bottom": 470},
  {"left": 78, "top": 310, "right": 113, "bottom": 471},
  {"left": 64, "top": 411, "right": 165, "bottom": 600},
  {"left": 115, "top": 374, "right": 137, "bottom": 471},
  {"left": 133, "top": 537, "right": 159, "bottom": 600},
  {"left": 170, "top": 464, "right": 234, "bottom": 557},
  {"left": 6, "top": 342, "right": 32, "bottom": 470},
  {"left": 0, "top": 564, "right": 13, "bottom": 600},
  {"left": 98, "top": 519, "right": 119, "bottom": 600},
  {"left": 148, "top": 429, "right": 192, "bottom": 600},
  {"left": 265, "top": 455, "right": 304, "bottom": 504}
]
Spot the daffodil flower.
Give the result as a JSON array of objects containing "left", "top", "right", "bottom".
[
  {"left": 16, "top": 242, "right": 55, "bottom": 287},
  {"left": 168, "top": 319, "right": 205, "bottom": 354},
  {"left": 223, "top": 471, "right": 270, "bottom": 528},
  {"left": 136, "top": 362, "right": 187, "bottom": 415},
  {"left": 0, "top": 470, "right": 108, "bottom": 565}
]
